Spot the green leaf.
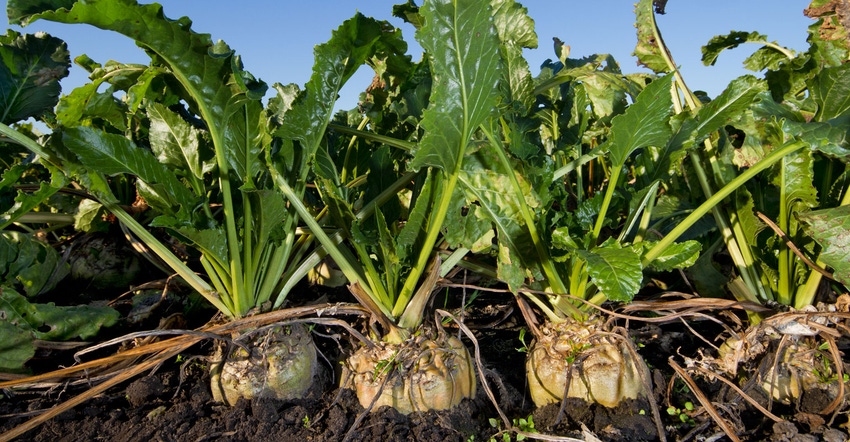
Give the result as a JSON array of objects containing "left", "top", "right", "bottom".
[
  {"left": 152, "top": 217, "right": 227, "bottom": 269},
  {"left": 0, "top": 163, "right": 67, "bottom": 230},
  {"left": 457, "top": 168, "right": 537, "bottom": 292},
  {"left": 694, "top": 75, "right": 766, "bottom": 142},
  {"left": 444, "top": 179, "right": 495, "bottom": 254},
  {"left": 642, "top": 240, "right": 701, "bottom": 272},
  {"left": 771, "top": 149, "right": 819, "bottom": 222},
  {"left": 62, "top": 126, "right": 196, "bottom": 217},
  {"left": 410, "top": 0, "right": 502, "bottom": 172},
  {"left": 799, "top": 205, "right": 850, "bottom": 287},
  {"left": 0, "top": 286, "right": 118, "bottom": 342},
  {"left": 0, "top": 231, "right": 68, "bottom": 296},
  {"left": 581, "top": 70, "right": 631, "bottom": 122},
  {"left": 397, "top": 172, "right": 436, "bottom": 261},
  {"left": 810, "top": 63, "right": 850, "bottom": 121},
  {"left": 576, "top": 243, "right": 642, "bottom": 302},
  {"left": 73, "top": 198, "right": 109, "bottom": 233},
  {"left": 635, "top": 112, "right": 696, "bottom": 186},
  {"left": 223, "top": 93, "right": 267, "bottom": 186},
  {"left": 491, "top": 0, "right": 537, "bottom": 111},
  {"left": 249, "top": 189, "right": 290, "bottom": 248},
  {"left": 0, "top": 319, "right": 35, "bottom": 372},
  {"left": 743, "top": 46, "right": 791, "bottom": 72},
  {"left": 685, "top": 240, "right": 732, "bottom": 299},
  {"left": 147, "top": 102, "right": 206, "bottom": 182},
  {"left": 11, "top": 0, "right": 263, "bottom": 129},
  {"left": 1, "top": 284, "right": 118, "bottom": 371},
  {"left": 276, "top": 14, "right": 394, "bottom": 181},
  {"left": 607, "top": 73, "right": 674, "bottom": 167},
  {"left": 55, "top": 81, "right": 102, "bottom": 127},
  {"left": 751, "top": 91, "right": 850, "bottom": 162},
  {"left": 0, "top": 29, "right": 70, "bottom": 124}
]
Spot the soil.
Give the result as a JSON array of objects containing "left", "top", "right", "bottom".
[{"left": 2, "top": 283, "right": 849, "bottom": 442}]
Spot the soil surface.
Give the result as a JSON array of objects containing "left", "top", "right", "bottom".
[{"left": 2, "top": 284, "right": 849, "bottom": 442}]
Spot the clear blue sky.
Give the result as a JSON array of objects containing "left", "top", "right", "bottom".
[{"left": 3, "top": 1, "right": 813, "bottom": 108}]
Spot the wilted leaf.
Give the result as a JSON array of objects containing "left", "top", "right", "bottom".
[
  {"left": 701, "top": 31, "right": 788, "bottom": 70},
  {"left": 633, "top": 0, "right": 669, "bottom": 74}
]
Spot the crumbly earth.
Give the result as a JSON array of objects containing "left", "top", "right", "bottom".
[{"left": 1, "top": 303, "right": 848, "bottom": 441}]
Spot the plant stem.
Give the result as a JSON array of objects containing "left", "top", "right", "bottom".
[
  {"left": 647, "top": 8, "right": 770, "bottom": 304},
  {"left": 480, "top": 124, "right": 584, "bottom": 320},
  {"left": 393, "top": 171, "right": 455, "bottom": 318},
  {"left": 590, "top": 164, "right": 622, "bottom": 245},
  {"left": 643, "top": 140, "right": 807, "bottom": 265}
]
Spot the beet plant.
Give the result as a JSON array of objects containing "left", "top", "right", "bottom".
[
  {"left": 3, "top": 0, "right": 399, "bottom": 405},
  {"left": 276, "top": 0, "right": 502, "bottom": 414}
]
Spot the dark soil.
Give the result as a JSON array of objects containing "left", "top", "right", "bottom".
[{"left": 2, "top": 285, "right": 849, "bottom": 441}]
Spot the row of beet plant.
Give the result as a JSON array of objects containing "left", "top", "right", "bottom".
[{"left": 1, "top": 0, "right": 849, "bottom": 429}]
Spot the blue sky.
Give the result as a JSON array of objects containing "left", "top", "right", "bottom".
[{"left": 3, "top": 1, "right": 813, "bottom": 108}]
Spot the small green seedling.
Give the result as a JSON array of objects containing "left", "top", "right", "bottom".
[
  {"left": 666, "top": 401, "right": 696, "bottom": 426},
  {"left": 487, "top": 415, "right": 536, "bottom": 442},
  {"left": 516, "top": 329, "right": 530, "bottom": 353}
]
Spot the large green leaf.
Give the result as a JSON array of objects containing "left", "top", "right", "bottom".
[
  {"left": 0, "top": 29, "right": 69, "bottom": 124},
  {"left": 799, "top": 205, "right": 850, "bottom": 288},
  {"left": 577, "top": 243, "right": 642, "bottom": 303},
  {"left": 11, "top": 0, "right": 262, "bottom": 134},
  {"left": 606, "top": 73, "right": 673, "bottom": 167},
  {"left": 410, "top": 0, "right": 502, "bottom": 172}
]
